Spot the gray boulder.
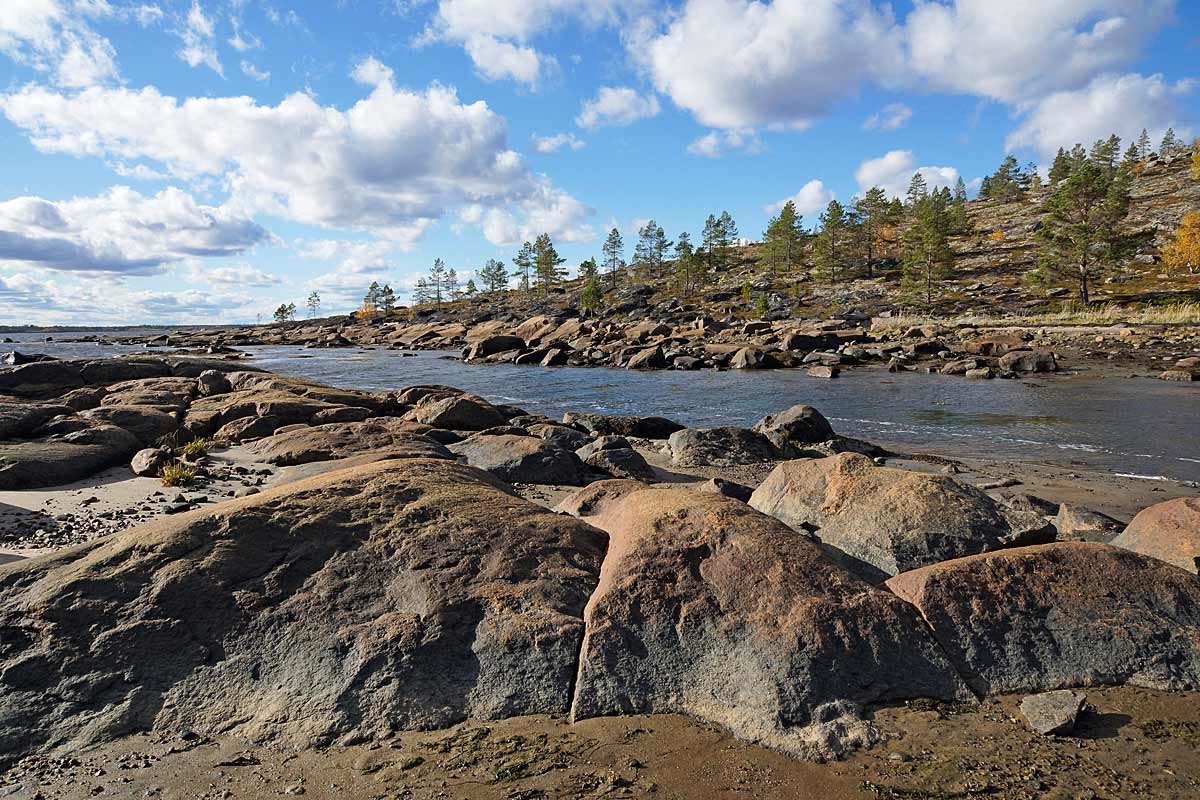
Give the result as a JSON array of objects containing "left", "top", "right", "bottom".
[
  {"left": 450, "top": 434, "right": 584, "bottom": 485},
  {"left": 407, "top": 395, "right": 508, "bottom": 431},
  {"left": 668, "top": 426, "right": 780, "bottom": 467},
  {"left": 1020, "top": 690, "right": 1086, "bottom": 736},
  {"left": 249, "top": 419, "right": 452, "bottom": 466},
  {"left": 0, "top": 423, "right": 142, "bottom": 489},
  {"left": 131, "top": 446, "right": 174, "bottom": 477},
  {"left": 753, "top": 405, "right": 835, "bottom": 456}
]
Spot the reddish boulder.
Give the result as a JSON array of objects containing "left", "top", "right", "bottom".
[{"left": 1112, "top": 497, "right": 1200, "bottom": 574}]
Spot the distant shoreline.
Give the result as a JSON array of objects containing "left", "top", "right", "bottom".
[{"left": 0, "top": 324, "right": 240, "bottom": 334}]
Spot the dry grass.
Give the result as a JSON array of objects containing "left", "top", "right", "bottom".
[
  {"left": 179, "top": 438, "right": 212, "bottom": 459},
  {"left": 873, "top": 301, "right": 1200, "bottom": 331}
]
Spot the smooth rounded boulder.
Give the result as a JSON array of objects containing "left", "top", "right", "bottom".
[
  {"left": 1111, "top": 497, "right": 1200, "bottom": 574},
  {"left": 667, "top": 426, "right": 780, "bottom": 467},
  {"left": 0, "top": 458, "right": 607, "bottom": 764},
  {"left": 750, "top": 453, "right": 1011, "bottom": 579},
  {"left": 562, "top": 487, "right": 970, "bottom": 759},
  {"left": 248, "top": 418, "right": 453, "bottom": 466},
  {"left": 450, "top": 434, "right": 584, "bottom": 485},
  {"left": 753, "top": 405, "right": 835, "bottom": 456},
  {"left": 407, "top": 395, "right": 508, "bottom": 431},
  {"left": 886, "top": 542, "right": 1200, "bottom": 695}
]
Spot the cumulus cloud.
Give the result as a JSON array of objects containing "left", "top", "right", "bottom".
[
  {"left": 0, "top": 0, "right": 119, "bottom": 87},
  {"left": 765, "top": 180, "right": 835, "bottom": 217},
  {"left": 863, "top": 102, "right": 912, "bottom": 131},
  {"left": 634, "top": 0, "right": 903, "bottom": 130},
  {"left": 0, "top": 60, "right": 594, "bottom": 246},
  {"left": 185, "top": 262, "right": 281, "bottom": 287},
  {"left": 462, "top": 34, "right": 545, "bottom": 85},
  {"left": 1005, "top": 72, "right": 1195, "bottom": 159},
  {"left": 854, "top": 150, "right": 963, "bottom": 199},
  {"left": 686, "top": 129, "right": 762, "bottom": 158},
  {"left": 576, "top": 86, "right": 660, "bottom": 129},
  {"left": 476, "top": 177, "right": 595, "bottom": 247},
  {"left": 0, "top": 186, "right": 271, "bottom": 274},
  {"left": 177, "top": 1, "right": 222, "bottom": 76},
  {"left": 240, "top": 60, "right": 269, "bottom": 81},
  {"left": 532, "top": 132, "right": 585, "bottom": 154}
]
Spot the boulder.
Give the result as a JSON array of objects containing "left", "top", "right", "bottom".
[
  {"left": 1055, "top": 503, "right": 1124, "bottom": 541},
  {"left": 101, "top": 377, "right": 196, "bottom": 412},
  {"left": 79, "top": 358, "right": 172, "bottom": 385},
  {"left": 668, "top": 426, "right": 780, "bottom": 467},
  {"left": 0, "top": 423, "right": 142, "bottom": 489},
  {"left": 407, "top": 395, "right": 508, "bottom": 431},
  {"left": 183, "top": 390, "right": 345, "bottom": 437},
  {"left": 309, "top": 406, "right": 373, "bottom": 425},
  {"left": 998, "top": 350, "right": 1057, "bottom": 373},
  {"left": 749, "top": 454, "right": 1011, "bottom": 580},
  {"left": 806, "top": 365, "right": 839, "bottom": 378},
  {"left": 625, "top": 346, "right": 667, "bottom": 370},
  {"left": 1020, "top": 691, "right": 1086, "bottom": 736},
  {"left": 886, "top": 542, "right": 1200, "bottom": 695},
  {"left": 0, "top": 361, "right": 83, "bottom": 397},
  {"left": 575, "top": 435, "right": 631, "bottom": 461},
  {"left": 0, "top": 402, "right": 74, "bottom": 439},
  {"left": 729, "top": 347, "right": 767, "bottom": 369},
  {"left": 1111, "top": 497, "right": 1200, "bottom": 574},
  {"left": 0, "top": 458, "right": 606, "bottom": 762},
  {"left": 695, "top": 476, "right": 753, "bottom": 502},
  {"left": 562, "top": 412, "right": 684, "bottom": 440},
  {"left": 583, "top": 447, "right": 656, "bottom": 482},
  {"left": 249, "top": 419, "right": 453, "bottom": 466},
  {"left": 564, "top": 488, "right": 970, "bottom": 758},
  {"left": 962, "top": 335, "right": 1025, "bottom": 357},
  {"left": 130, "top": 446, "right": 174, "bottom": 477},
  {"left": 450, "top": 434, "right": 584, "bottom": 486},
  {"left": 526, "top": 423, "right": 591, "bottom": 452},
  {"left": 466, "top": 335, "right": 525, "bottom": 360},
  {"left": 214, "top": 415, "right": 282, "bottom": 443},
  {"left": 81, "top": 405, "right": 180, "bottom": 447},
  {"left": 753, "top": 405, "right": 835, "bottom": 457},
  {"left": 197, "top": 369, "right": 231, "bottom": 397}
]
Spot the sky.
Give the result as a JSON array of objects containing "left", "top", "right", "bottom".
[{"left": 0, "top": 0, "right": 1196, "bottom": 325}]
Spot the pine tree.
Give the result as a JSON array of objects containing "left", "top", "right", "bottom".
[
  {"left": 512, "top": 242, "right": 534, "bottom": 292},
  {"left": 465, "top": 278, "right": 478, "bottom": 295},
  {"left": 853, "top": 188, "right": 889, "bottom": 277},
  {"left": 580, "top": 275, "right": 602, "bottom": 311},
  {"left": 633, "top": 220, "right": 671, "bottom": 279},
  {"left": 1048, "top": 147, "right": 1072, "bottom": 185},
  {"left": 673, "top": 231, "right": 699, "bottom": 295},
  {"left": 755, "top": 292, "right": 768, "bottom": 318},
  {"left": 814, "top": 199, "right": 848, "bottom": 284},
  {"left": 428, "top": 258, "right": 446, "bottom": 306},
  {"left": 981, "top": 156, "right": 1024, "bottom": 202},
  {"left": 902, "top": 193, "right": 954, "bottom": 308},
  {"left": 701, "top": 214, "right": 719, "bottom": 275},
  {"left": 364, "top": 281, "right": 382, "bottom": 310},
  {"left": 377, "top": 283, "right": 396, "bottom": 313},
  {"left": 533, "top": 232, "right": 567, "bottom": 292},
  {"left": 1034, "top": 148, "right": 1134, "bottom": 304},
  {"left": 906, "top": 172, "right": 928, "bottom": 205},
  {"left": 1137, "top": 128, "right": 1152, "bottom": 160},
  {"left": 1122, "top": 143, "right": 1141, "bottom": 168},
  {"left": 1160, "top": 128, "right": 1180, "bottom": 158},
  {"left": 578, "top": 257, "right": 599, "bottom": 283},
  {"left": 602, "top": 228, "right": 624, "bottom": 288},
  {"left": 413, "top": 277, "right": 432, "bottom": 305},
  {"left": 712, "top": 211, "right": 738, "bottom": 272},
  {"left": 306, "top": 291, "right": 321, "bottom": 318},
  {"left": 478, "top": 258, "right": 508, "bottom": 294},
  {"left": 445, "top": 269, "right": 459, "bottom": 300}
]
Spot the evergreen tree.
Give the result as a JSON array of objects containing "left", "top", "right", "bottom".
[
  {"left": 701, "top": 214, "right": 719, "bottom": 274},
  {"left": 1034, "top": 148, "right": 1134, "bottom": 304},
  {"left": 1048, "top": 147, "right": 1072, "bottom": 185},
  {"left": 363, "top": 281, "right": 382, "bottom": 310},
  {"left": 478, "top": 258, "right": 508, "bottom": 294},
  {"left": 428, "top": 258, "right": 447, "bottom": 306},
  {"left": 413, "top": 277, "right": 432, "bottom": 305},
  {"left": 902, "top": 193, "right": 954, "bottom": 308},
  {"left": 853, "top": 188, "right": 889, "bottom": 276},
  {"left": 906, "top": 172, "right": 928, "bottom": 205},
  {"left": 1137, "top": 128, "right": 1152, "bottom": 160},
  {"left": 1160, "top": 128, "right": 1181, "bottom": 157},
  {"left": 633, "top": 220, "right": 671, "bottom": 279},
  {"left": 578, "top": 257, "right": 599, "bottom": 283},
  {"left": 465, "top": 278, "right": 478, "bottom": 295},
  {"left": 602, "top": 227, "right": 624, "bottom": 288},
  {"left": 814, "top": 199, "right": 848, "bottom": 284},
  {"left": 754, "top": 292, "right": 768, "bottom": 318},
  {"left": 673, "top": 231, "right": 700, "bottom": 295},
  {"left": 377, "top": 283, "right": 396, "bottom": 313},
  {"left": 512, "top": 242, "right": 534, "bottom": 292},
  {"left": 444, "top": 269, "right": 460, "bottom": 300},
  {"left": 981, "top": 156, "right": 1025, "bottom": 202},
  {"left": 1122, "top": 143, "right": 1141, "bottom": 168},
  {"left": 712, "top": 211, "right": 738, "bottom": 272},
  {"left": 762, "top": 201, "right": 803, "bottom": 275},
  {"left": 273, "top": 303, "right": 296, "bottom": 323},
  {"left": 533, "top": 232, "right": 567, "bottom": 292},
  {"left": 305, "top": 291, "right": 321, "bottom": 318},
  {"left": 580, "top": 275, "right": 602, "bottom": 311}
]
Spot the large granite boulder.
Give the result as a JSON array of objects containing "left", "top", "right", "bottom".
[
  {"left": 562, "top": 411, "right": 684, "bottom": 440},
  {"left": 563, "top": 487, "right": 970, "bottom": 758},
  {"left": 749, "top": 454, "right": 1011, "bottom": 579},
  {"left": 0, "top": 423, "right": 142, "bottom": 489},
  {"left": 0, "top": 458, "right": 606, "bottom": 763},
  {"left": 248, "top": 419, "right": 453, "bottom": 466},
  {"left": 1112, "top": 497, "right": 1200, "bottom": 574},
  {"left": 449, "top": 434, "right": 584, "bottom": 486},
  {"left": 886, "top": 542, "right": 1200, "bottom": 695},
  {"left": 407, "top": 395, "right": 508, "bottom": 431},
  {"left": 753, "top": 405, "right": 836, "bottom": 456},
  {"left": 667, "top": 426, "right": 780, "bottom": 467},
  {"left": 81, "top": 405, "right": 180, "bottom": 447}
]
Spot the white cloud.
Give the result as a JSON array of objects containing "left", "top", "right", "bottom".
[
  {"left": 765, "top": 179, "right": 835, "bottom": 217},
  {"left": 463, "top": 34, "right": 546, "bottom": 86},
  {"left": 109, "top": 161, "right": 168, "bottom": 181},
  {"left": 576, "top": 86, "right": 660, "bottom": 129},
  {"left": 478, "top": 177, "right": 595, "bottom": 247},
  {"left": 863, "top": 101, "right": 912, "bottom": 131},
  {"left": 186, "top": 262, "right": 280, "bottom": 287},
  {"left": 904, "top": 0, "right": 1176, "bottom": 104},
  {"left": 227, "top": 15, "right": 261, "bottom": 52},
  {"left": 686, "top": 129, "right": 762, "bottom": 158},
  {"left": 1005, "top": 72, "right": 1195, "bottom": 159},
  {"left": 0, "top": 186, "right": 271, "bottom": 275},
  {"left": 0, "top": 0, "right": 119, "bottom": 87},
  {"left": 854, "top": 150, "right": 962, "bottom": 199},
  {"left": 177, "top": 1, "right": 223, "bottom": 76},
  {"left": 532, "top": 132, "right": 585, "bottom": 154},
  {"left": 634, "top": 0, "right": 903, "bottom": 130},
  {"left": 240, "top": 59, "right": 269, "bottom": 81},
  {"left": 0, "top": 61, "right": 593, "bottom": 246}
]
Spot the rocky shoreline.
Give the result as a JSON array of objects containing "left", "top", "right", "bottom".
[
  {"left": 1, "top": 354, "right": 1199, "bottom": 797},
  {"left": 53, "top": 308, "right": 1200, "bottom": 382}
]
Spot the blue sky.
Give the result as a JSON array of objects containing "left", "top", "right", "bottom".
[{"left": 0, "top": 0, "right": 1196, "bottom": 325}]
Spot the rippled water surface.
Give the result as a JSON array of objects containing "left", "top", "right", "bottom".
[{"left": 7, "top": 332, "right": 1200, "bottom": 482}]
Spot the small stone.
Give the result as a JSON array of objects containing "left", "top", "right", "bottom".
[{"left": 1020, "top": 690, "right": 1086, "bottom": 735}]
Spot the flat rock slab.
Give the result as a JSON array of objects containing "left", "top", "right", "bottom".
[
  {"left": 0, "top": 458, "right": 606, "bottom": 764},
  {"left": 750, "top": 453, "right": 1011, "bottom": 579},
  {"left": 248, "top": 418, "right": 452, "bottom": 465},
  {"left": 0, "top": 423, "right": 142, "bottom": 490},
  {"left": 1020, "top": 690, "right": 1086, "bottom": 736},
  {"left": 886, "top": 542, "right": 1200, "bottom": 696},
  {"left": 563, "top": 487, "right": 970, "bottom": 759}
]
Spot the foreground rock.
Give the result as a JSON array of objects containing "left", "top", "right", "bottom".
[
  {"left": 1111, "top": 497, "right": 1200, "bottom": 573},
  {"left": 449, "top": 433, "right": 584, "bottom": 485},
  {"left": 561, "top": 485, "right": 970, "bottom": 759},
  {"left": 248, "top": 419, "right": 453, "bottom": 466},
  {"left": 886, "top": 542, "right": 1200, "bottom": 695},
  {"left": 750, "top": 454, "right": 1012, "bottom": 579},
  {"left": 0, "top": 458, "right": 606, "bottom": 763},
  {"left": 0, "top": 423, "right": 142, "bottom": 490},
  {"left": 1020, "top": 690, "right": 1086, "bottom": 736}
]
